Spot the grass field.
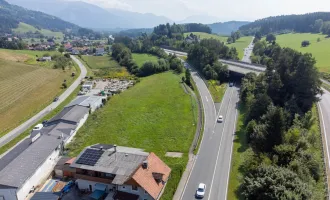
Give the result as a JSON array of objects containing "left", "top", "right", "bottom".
[
  {"left": 184, "top": 32, "right": 228, "bottom": 43},
  {"left": 67, "top": 72, "right": 197, "bottom": 200},
  {"left": 228, "top": 36, "right": 253, "bottom": 60},
  {"left": 227, "top": 105, "right": 326, "bottom": 200},
  {"left": 274, "top": 33, "right": 330, "bottom": 73},
  {"left": 13, "top": 22, "right": 64, "bottom": 41},
  {"left": 0, "top": 49, "right": 77, "bottom": 137},
  {"left": 80, "top": 55, "right": 129, "bottom": 77},
  {"left": 132, "top": 53, "right": 159, "bottom": 67},
  {"left": 208, "top": 80, "right": 227, "bottom": 103}
]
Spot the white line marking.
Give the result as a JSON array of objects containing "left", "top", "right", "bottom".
[
  {"left": 205, "top": 96, "right": 209, "bottom": 102},
  {"left": 207, "top": 87, "right": 235, "bottom": 200},
  {"left": 318, "top": 102, "right": 330, "bottom": 176},
  {"left": 224, "top": 88, "right": 239, "bottom": 199}
]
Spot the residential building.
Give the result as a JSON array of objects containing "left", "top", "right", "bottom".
[
  {"left": 65, "top": 96, "right": 104, "bottom": 113},
  {"left": 71, "top": 49, "right": 80, "bottom": 55},
  {"left": 70, "top": 144, "right": 171, "bottom": 200},
  {"left": 95, "top": 48, "right": 105, "bottom": 56},
  {"left": 82, "top": 81, "right": 94, "bottom": 90}
]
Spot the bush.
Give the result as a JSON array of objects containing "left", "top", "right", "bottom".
[{"left": 301, "top": 40, "right": 310, "bottom": 47}]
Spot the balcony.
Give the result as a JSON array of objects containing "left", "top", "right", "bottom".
[{"left": 75, "top": 174, "right": 113, "bottom": 184}]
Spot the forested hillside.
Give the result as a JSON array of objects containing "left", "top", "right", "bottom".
[
  {"left": 208, "top": 21, "right": 250, "bottom": 35},
  {"left": 0, "top": 0, "right": 79, "bottom": 34},
  {"left": 239, "top": 12, "right": 330, "bottom": 35}
]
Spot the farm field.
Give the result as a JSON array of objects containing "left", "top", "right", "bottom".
[
  {"left": 13, "top": 22, "right": 64, "bottom": 41},
  {"left": 67, "top": 72, "right": 198, "bottom": 200},
  {"left": 184, "top": 32, "right": 228, "bottom": 42},
  {"left": 274, "top": 33, "right": 330, "bottom": 73},
  {"left": 80, "top": 55, "right": 129, "bottom": 77},
  {"left": 132, "top": 53, "right": 159, "bottom": 67},
  {"left": 0, "top": 55, "right": 76, "bottom": 137},
  {"left": 228, "top": 36, "right": 253, "bottom": 60}
]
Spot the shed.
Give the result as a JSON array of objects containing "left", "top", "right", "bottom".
[
  {"left": 54, "top": 157, "right": 75, "bottom": 178},
  {"left": 30, "top": 192, "right": 60, "bottom": 200}
]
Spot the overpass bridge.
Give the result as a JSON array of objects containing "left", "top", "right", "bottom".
[{"left": 163, "top": 49, "right": 266, "bottom": 75}]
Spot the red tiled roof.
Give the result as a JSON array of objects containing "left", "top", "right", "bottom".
[
  {"left": 132, "top": 153, "right": 171, "bottom": 199},
  {"left": 65, "top": 157, "right": 76, "bottom": 165}
]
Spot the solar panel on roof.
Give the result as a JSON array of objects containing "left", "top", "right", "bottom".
[{"left": 76, "top": 149, "right": 103, "bottom": 166}]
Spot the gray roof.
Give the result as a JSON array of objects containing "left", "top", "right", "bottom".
[
  {"left": 48, "top": 105, "right": 89, "bottom": 124},
  {"left": 71, "top": 145, "right": 149, "bottom": 185},
  {"left": 65, "top": 96, "right": 103, "bottom": 108},
  {"left": 0, "top": 135, "right": 63, "bottom": 188},
  {"left": 30, "top": 192, "right": 59, "bottom": 200}
]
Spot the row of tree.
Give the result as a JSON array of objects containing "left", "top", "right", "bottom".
[
  {"left": 227, "top": 31, "right": 241, "bottom": 44},
  {"left": 239, "top": 42, "right": 323, "bottom": 198},
  {"left": 0, "top": 37, "right": 26, "bottom": 49},
  {"left": 111, "top": 43, "right": 184, "bottom": 77},
  {"left": 239, "top": 12, "right": 330, "bottom": 35},
  {"left": 187, "top": 38, "right": 238, "bottom": 82}
]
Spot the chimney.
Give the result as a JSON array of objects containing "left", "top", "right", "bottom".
[
  {"left": 114, "top": 144, "right": 117, "bottom": 152},
  {"left": 142, "top": 160, "right": 148, "bottom": 169},
  {"left": 100, "top": 146, "right": 103, "bottom": 151}
]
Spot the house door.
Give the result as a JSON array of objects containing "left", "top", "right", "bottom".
[{"left": 89, "top": 184, "right": 92, "bottom": 192}]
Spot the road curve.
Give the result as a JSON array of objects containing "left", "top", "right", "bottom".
[
  {"left": 180, "top": 61, "right": 239, "bottom": 200},
  {"left": 0, "top": 55, "right": 87, "bottom": 148}
]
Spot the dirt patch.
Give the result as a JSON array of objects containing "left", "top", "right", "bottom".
[
  {"left": 165, "top": 152, "right": 183, "bottom": 158},
  {"left": 0, "top": 51, "right": 30, "bottom": 62},
  {"left": 53, "top": 181, "right": 66, "bottom": 192}
]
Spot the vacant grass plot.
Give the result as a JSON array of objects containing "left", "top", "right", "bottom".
[
  {"left": 0, "top": 59, "right": 75, "bottom": 137},
  {"left": 275, "top": 33, "right": 330, "bottom": 73},
  {"left": 228, "top": 36, "right": 253, "bottom": 60},
  {"left": 132, "top": 53, "right": 159, "bottom": 67},
  {"left": 68, "top": 72, "right": 197, "bottom": 199},
  {"left": 208, "top": 80, "right": 227, "bottom": 103},
  {"left": 81, "top": 55, "right": 129, "bottom": 77},
  {"left": 13, "top": 22, "right": 64, "bottom": 40},
  {"left": 184, "top": 32, "right": 228, "bottom": 42}
]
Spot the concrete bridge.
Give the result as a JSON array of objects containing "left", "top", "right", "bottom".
[{"left": 163, "top": 49, "right": 266, "bottom": 75}]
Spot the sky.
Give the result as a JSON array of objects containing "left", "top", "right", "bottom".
[{"left": 67, "top": 0, "right": 330, "bottom": 22}]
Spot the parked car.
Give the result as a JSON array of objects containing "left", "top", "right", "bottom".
[
  {"left": 53, "top": 97, "right": 59, "bottom": 102},
  {"left": 196, "top": 183, "right": 206, "bottom": 198},
  {"left": 217, "top": 115, "right": 224, "bottom": 123},
  {"left": 33, "top": 124, "right": 43, "bottom": 131}
]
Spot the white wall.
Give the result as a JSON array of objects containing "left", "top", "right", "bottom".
[
  {"left": 0, "top": 188, "right": 17, "bottom": 200},
  {"left": 76, "top": 179, "right": 113, "bottom": 192},
  {"left": 16, "top": 147, "right": 61, "bottom": 200}
]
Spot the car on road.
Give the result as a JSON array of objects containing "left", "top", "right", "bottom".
[
  {"left": 229, "top": 82, "right": 234, "bottom": 87},
  {"left": 217, "top": 115, "right": 224, "bottom": 123},
  {"left": 196, "top": 183, "right": 206, "bottom": 198},
  {"left": 53, "top": 97, "right": 59, "bottom": 102}
]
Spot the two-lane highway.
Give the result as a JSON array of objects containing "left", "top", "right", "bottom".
[{"left": 181, "top": 61, "right": 239, "bottom": 200}]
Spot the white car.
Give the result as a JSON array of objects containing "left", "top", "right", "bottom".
[
  {"left": 217, "top": 115, "right": 223, "bottom": 123},
  {"left": 196, "top": 183, "right": 206, "bottom": 198},
  {"left": 33, "top": 124, "right": 43, "bottom": 131}
]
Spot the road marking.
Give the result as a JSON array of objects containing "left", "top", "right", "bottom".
[
  {"left": 224, "top": 88, "right": 239, "bottom": 199},
  {"left": 207, "top": 87, "right": 235, "bottom": 200},
  {"left": 205, "top": 96, "right": 209, "bottom": 102},
  {"left": 318, "top": 102, "right": 330, "bottom": 178}
]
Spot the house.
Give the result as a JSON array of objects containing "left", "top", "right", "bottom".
[
  {"left": 30, "top": 192, "right": 60, "bottom": 200},
  {"left": 82, "top": 81, "right": 94, "bottom": 90},
  {"left": 64, "top": 43, "right": 72, "bottom": 50},
  {"left": 71, "top": 49, "right": 80, "bottom": 55},
  {"left": 95, "top": 48, "right": 105, "bottom": 56},
  {"left": 70, "top": 144, "right": 171, "bottom": 200}
]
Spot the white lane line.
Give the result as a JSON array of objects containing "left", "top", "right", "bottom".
[
  {"left": 318, "top": 102, "right": 330, "bottom": 176},
  {"left": 224, "top": 87, "right": 239, "bottom": 200},
  {"left": 207, "top": 87, "right": 235, "bottom": 200}
]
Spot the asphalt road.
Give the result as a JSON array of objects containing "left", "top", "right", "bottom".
[
  {"left": 318, "top": 89, "right": 330, "bottom": 188},
  {"left": 0, "top": 55, "right": 87, "bottom": 148},
  {"left": 181, "top": 62, "right": 239, "bottom": 200},
  {"left": 242, "top": 37, "right": 254, "bottom": 63}
]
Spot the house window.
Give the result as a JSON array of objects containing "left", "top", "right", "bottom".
[
  {"left": 144, "top": 190, "right": 148, "bottom": 194},
  {"left": 132, "top": 185, "right": 138, "bottom": 191},
  {"left": 122, "top": 186, "right": 126, "bottom": 190}
]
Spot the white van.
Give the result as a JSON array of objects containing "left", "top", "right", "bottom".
[{"left": 33, "top": 124, "right": 43, "bottom": 131}]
